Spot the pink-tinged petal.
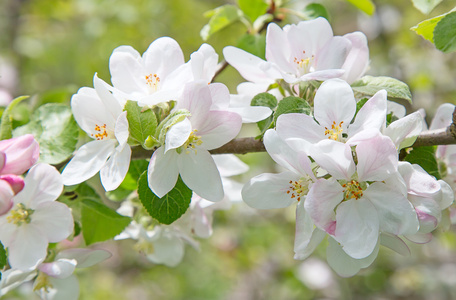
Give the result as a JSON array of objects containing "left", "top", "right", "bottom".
[
  {"left": 178, "top": 150, "right": 223, "bottom": 202},
  {"left": 310, "top": 140, "right": 355, "bottom": 180},
  {"left": 364, "top": 181, "right": 419, "bottom": 235},
  {"left": 115, "top": 111, "right": 129, "bottom": 148},
  {"left": 305, "top": 178, "right": 343, "bottom": 233},
  {"left": 0, "top": 134, "right": 39, "bottom": 175},
  {"left": 295, "top": 18, "right": 334, "bottom": 53},
  {"left": 14, "top": 164, "right": 62, "bottom": 208},
  {"left": 313, "top": 79, "right": 356, "bottom": 130},
  {"left": 334, "top": 198, "right": 379, "bottom": 259},
  {"left": 147, "top": 147, "right": 179, "bottom": 198},
  {"left": 39, "top": 259, "right": 77, "bottom": 279},
  {"left": 177, "top": 81, "right": 211, "bottom": 117},
  {"left": 32, "top": 201, "right": 74, "bottom": 242},
  {"left": 294, "top": 201, "right": 325, "bottom": 260},
  {"left": 100, "top": 144, "right": 131, "bottom": 191},
  {"left": 315, "top": 36, "right": 351, "bottom": 70},
  {"left": 242, "top": 171, "right": 302, "bottom": 209},
  {"left": 409, "top": 194, "right": 440, "bottom": 233},
  {"left": 430, "top": 103, "right": 454, "bottom": 130},
  {"left": 276, "top": 113, "right": 325, "bottom": 153},
  {"left": 212, "top": 154, "right": 248, "bottom": 177},
  {"left": 340, "top": 32, "right": 369, "bottom": 84},
  {"left": 383, "top": 111, "right": 424, "bottom": 150},
  {"left": 142, "top": 37, "right": 185, "bottom": 80},
  {"left": 93, "top": 75, "right": 122, "bottom": 119},
  {"left": 266, "top": 23, "right": 294, "bottom": 73},
  {"left": 398, "top": 162, "right": 440, "bottom": 196},
  {"left": 0, "top": 151, "right": 5, "bottom": 172},
  {"left": 327, "top": 237, "right": 379, "bottom": 277},
  {"left": 0, "top": 179, "right": 14, "bottom": 215},
  {"left": 380, "top": 233, "right": 410, "bottom": 256},
  {"left": 71, "top": 87, "right": 117, "bottom": 134},
  {"left": 109, "top": 45, "right": 147, "bottom": 95},
  {"left": 436, "top": 180, "right": 454, "bottom": 209},
  {"left": 190, "top": 43, "right": 218, "bottom": 83},
  {"left": 263, "top": 129, "right": 310, "bottom": 175},
  {"left": 197, "top": 111, "right": 242, "bottom": 150},
  {"left": 405, "top": 232, "right": 433, "bottom": 244},
  {"left": 208, "top": 83, "right": 230, "bottom": 110},
  {"left": 61, "top": 140, "right": 116, "bottom": 187},
  {"left": 349, "top": 90, "right": 387, "bottom": 137},
  {"left": 57, "top": 249, "right": 112, "bottom": 268},
  {"left": 355, "top": 134, "right": 398, "bottom": 182},
  {"left": 0, "top": 175, "right": 24, "bottom": 195},
  {"left": 165, "top": 118, "right": 192, "bottom": 153},
  {"left": 8, "top": 224, "right": 48, "bottom": 271},
  {"left": 224, "top": 46, "right": 280, "bottom": 83}
]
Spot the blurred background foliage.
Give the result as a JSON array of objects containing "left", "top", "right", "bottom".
[{"left": 2, "top": 0, "right": 456, "bottom": 299}]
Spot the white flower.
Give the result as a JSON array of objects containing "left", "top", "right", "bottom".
[
  {"left": 0, "top": 163, "right": 73, "bottom": 271},
  {"left": 61, "top": 74, "right": 131, "bottom": 191}
]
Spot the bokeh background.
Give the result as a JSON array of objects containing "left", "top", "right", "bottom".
[{"left": 1, "top": 0, "right": 456, "bottom": 299}]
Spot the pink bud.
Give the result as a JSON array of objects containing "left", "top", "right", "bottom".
[
  {"left": 0, "top": 134, "right": 39, "bottom": 175},
  {"left": 0, "top": 179, "right": 15, "bottom": 215},
  {"left": 0, "top": 174, "right": 24, "bottom": 194}
]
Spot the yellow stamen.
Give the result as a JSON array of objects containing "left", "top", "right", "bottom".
[
  {"left": 341, "top": 180, "right": 364, "bottom": 200},
  {"left": 145, "top": 73, "right": 160, "bottom": 92},
  {"left": 183, "top": 129, "right": 203, "bottom": 155},
  {"left": 7, "top": 203, "right": 33, "bottom": 226},
  {"left": 324, "top": 121, "right": 344, "bottom": 141},
  {"left": 286, "top": 178, "right": 311, "bottom": 202},
  {"left": 91, "top": 123, "right": 109, "bottom": 140}
]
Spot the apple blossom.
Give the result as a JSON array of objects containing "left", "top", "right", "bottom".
[
  {"left": 0, "top": 134, "right": 39, "bottom": 175},
  {"left": 61, "top": 74, "right": 131, "bottom": 192},
  {"left": 147, "top": 81, "right": 242, "bottom": 202},
  {"left": 0, "top": 163, "right": 73, "bottom": 271}
]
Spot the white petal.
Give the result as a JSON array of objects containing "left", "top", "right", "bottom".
[
  {"left": 294, "top": 201, "right": 325, "bottom": 260},
  {"left": 32, "top": 201, "right": 74, "bottom": 243},
  {"left": 340, "top": 32, "right": 369, "bottom": 84},
  {"left": 109, "top": 45, "right": 147, "bottom": 95},
  {"left": 38, "top": 259, "right": 77, "bottom": 279},
  {"left": 190, "top": 43, "right": 218, "bottom": 82},
  {"left": 383, "top": 111, "right": 424, "bottom": 150},
  {"left": 242, "top": 171, "right": 301, "bottom": 209},
  {"left": 100, "top": 144, "right": 131, "bottom": 191},
  {"left": 165, "top": 118, "right": 192, "bottom": 153},
  {"left": 349, "top": 90, "right": 387, "bottom": 137},
  {"left": 93, "top": 75, "right": 122, "bottom": 119},
  {"left": 405, "top": 232, "right": 433, "bottom": 244},
  {"left": 265, "top": 23, "right": 294, "bottom": 74},
  {"left": 0, "top": 269, "right": 37, "bottom": 296},
  {"left": 142, "top": 37, "right": 185, "bottom": 80},
  {"left": 8, "top": 225, "right": 48, "bottom": 271},
  {"left": 197, "top": 111, "right": 242, "bottom": 150},
  {"left": 430, "top": 103, "right": 455, "bottom": 130},
  {"left": 41, "top": 274, "right": 80, "bottom": 300},
  {"left": 208, "top": 83, "right": 230, "bottom": 110},
  {"left": 436, "top": 180, "right": 454, "bottom": 209},
  {"left": 212, "top": 154, "right": 249, "bottom": 177},
  {"left": 310, "top": 140, "right": 355, "bottom": 180},
  {"left": 178, "top": 150, "right": 223, "bottom": 202},
  {"left": 315, "top": 36, "right": 351, "bottom": 70},
  {"left": 115, "top": 111, "right": 129, "bottom": 147},
  {"left": 147, "top": 147, "right": 179, "bottom": 198},
  {"left": 61, "top": 140, "right": 116, "bottom": 187},
  {"left": 57, "top": 249, "right": 112, "bottom": 268},
  {"left": 146, "top": 228, "right": 185, "bottom": 267},
  {"left": 334, "top": 198, "right": 379, "bottom": 259},
  {"left": 313, "top": 79, "right": 356, "bottom": 129},
  {"left": 15, "top": 163, "right": 63, "bottom": 208},
  {"left": 380, "top": 233, "right": 410, "bottom": 256},
  {"left": 228, "top": 106, "right": 272, "bottom": 123}
]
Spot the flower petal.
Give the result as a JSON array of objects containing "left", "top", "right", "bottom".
[
  {"left": 294, "top": 201, "right": 325, "bottom": 260},
  {"left": 212, "top": 154, "right": 249, "bottom": 177},
  {"left": 39, "top": 259, "right": 77, "bottom": 279},
  {"left": 165, "top": 118, "right": 192, "bottom": 153},
  {"left": 57, "top": 249, "right": 112, "bottom": 268},
  {"left": 147, "top": 147, "right": 179, "bottom": 198},
  {"left": 309, "top": 140, "right": 355, "bottom": 180},
  {"left": 197, "top": 111, "right": 242, "bottom": 150},
  {"left": 32, "top": 201, "right": 74, "bottom": 243},
  {"left": 0, "top": 134, "right": 39, "bottom": 175},
  {"left": 383, "top": 111, "right": 424, "bottom": 150},
  {"left": 348, "top": 89, "right": 387, "bottom": 137},
  {"left": 380, "top": 233, "right": 410, "bottom": 256},
  {"left": 315, "top": 36, "right": 351, "bottom": 70},
  {"left": 8, "top": 224, "right": 48, "bottom": 271},
  {"left": 100, "top": 144, "right": 131, "bottom": 191},
  {"left": 340, "top": 32, "right": 369, "bottom": 84}
]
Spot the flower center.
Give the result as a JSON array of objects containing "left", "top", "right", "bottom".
[
  {"left": 286, "top": 177, "right": 311, "bottom": 202},
  {"left": 341, "top": 180, "right": 364, "bottom": 200},
  {"left": 134, "top": 239, "right": 154, "bottom": 255},
  {"left": 183, "top": 130, "right": 203, "bottom": 154},
  {"left": 294, "top": 51, "right": 315, "bottom": 75},
  {"left": 33, "top": 272, "right": 53, "bottom": 293},
  {"left": 7, "top": 203, "right": 34, "bottom": 226},
  {"left": 324, "top": 121, "right": 344, "bottom": 141},
  {"left": 91, "top": 123, "right": 113, "bottom": 140},
  {"left": 145, "top": 73, "right": 160, "bottom": 92}
]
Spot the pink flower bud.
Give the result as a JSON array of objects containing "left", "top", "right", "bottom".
[{"left": 0, "top": 134, "right": 39, "bottom": 175}]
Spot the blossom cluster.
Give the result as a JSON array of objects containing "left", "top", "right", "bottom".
[{"left": 1, "top": 13, "right": 456, "bottom": 299}]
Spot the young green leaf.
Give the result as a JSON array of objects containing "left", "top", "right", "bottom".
[
  {"left": 411, "top": 12, "right": 447, "bottom": 42},
  {"left": 345, "top": 0, "right": 375, "bottom": 15},
  {"left": 433, "top": 11, "right": 456, "bottom": 53},
  {"left": 81, "top": 199, "right": 132, "bottom": 245},
  {"left": 0, "top": 242, "right": 6, "bottom": 269},
  {"left": 404, "top": 146, "right": 441, "bottom": 180},
  {"left": 13, "top": 103, "right": 79, "bottom": 164},
  {"left": 0, "top": 95, "right": 29, "bottom": 140},
  {"left": 237, "top": 0, "right": 269, "bottom": 23},
  {"left": 251, "top": 92, "right": 278, "bottom": 109},
  {"left": 351, "top": 76, "right": 412, "bottom": 103},
  {"left": 354, "top": 98, "right": 369, "bottom": 120},
  {"left": 304, "top": 3, "right": 330, "bottom": 20},
  {"left": 138, "top": 172, "right": 192, "bottom": 225},
  {"left": 201, "top": 5, "right": 243, "bottom": 41},
  {"left": 412, "top": 0, "right": 442, "bottom": 15},
  {"left": 237, "top": 34, "right": 266, "bottom": 60},
  {"left": 274, "top": 96, "right": 311, "bottom": 123},
  {"left": 124, "top": 100, "right": 157, "bottom": 145}
]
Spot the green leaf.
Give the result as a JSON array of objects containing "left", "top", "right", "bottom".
[
  {"left": 351, "top": 76, "right": 412, "bottom": 103},
  {"left": 124, "top": 100, "right": 157, "bottom": 145},
  {"left": 138, "top": 172, "right": 192, "bottom": 225},
  {"left": 354, "top": 98, "right": 369, "bottom": 120},
  {"left": 411, "top": 13, "right": 446, "bottom": 42},
  {"left": 412, "top": 0, "right": 442, "bottom": 14},
  {"left": 156, "top": 109, "right": 191, "bottom": 144},
  {"left": 434, "top": 11, "right": 456, "bottom": 53},
  {"left": 201, "top": 5, "right": 243, "bottom": 41},
  {"left": 404, "top": 146, "right": 441, "bottom": 180},
  {"left": 81, "top": 199, "right": 131, "bottom": 245},
  {"left": 274, "top": 96, "right": 311, "bottom": 123},
  {"left": 0, "top": 242, "right": 7, "bottom": 269},
  {"left": 345, "top": 0, "right": 375, "bottom": 15},
  {"left": 251, "top": 92, "right": 278, "bottom": 109},
  {"left": 303, "top": 3, "right": 330, "bottom": 20},
  {"left": 13, "top": 103, "right": 79, "bottom": 164},
  {"left": 0, "top": 95, "right": 29, "bottom": 140},
  {"left": 238, "top": 0, "right": 268, "bottom": 23},
  {"left": 237, "top": 34, "right": 266, "bottom": 60}
]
